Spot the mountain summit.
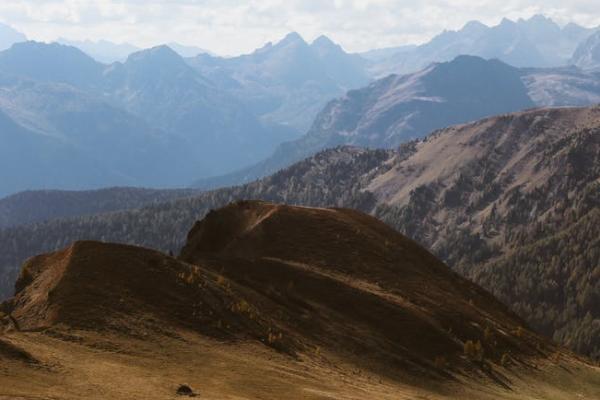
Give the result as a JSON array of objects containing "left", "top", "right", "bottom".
[
  {"left": 0, "top": 41, "right": 104, "bottom": 88},
  {"left": 370, "top": 14, "right": 598, "bottom": 76}
]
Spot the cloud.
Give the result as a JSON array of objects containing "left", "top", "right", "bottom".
[{"left": 0, "top": 0, "right": 599, "bottom": 55}]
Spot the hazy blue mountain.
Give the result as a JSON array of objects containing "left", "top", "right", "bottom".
[
  {"left": 57, "top": 38, "right": 140, "bottom": 63},
  {"left": 371, "top": 15, "right": 598, "bottom": 77},
  {"left": 0, "top": 41, "right": 105, "bottom": 89},
  {"left": 0, "top": 108, "right": 131, "bottom": 198},
  {"left": 571, "top": 31, "right": 600, "bottom": 71},
  {"left": 193, "top": 56, "right": 535, "bottom": 188},
  {"left": 359, "top": 45, "right": 417, "bottom": 62},
  {"left": 4, "top": 28, "right": 600, "bottom": 198},
  {"left": 187, "top": 32, "right": 370, "bottom": 132},
  {"left": 0, "top": 22, "right": 26, "bottom": 51},
  {"left": 104, "top": 45, "right": 297, "bottom": 178},
  {"left": 167, "top": 42, "right": 212, "bottom": 57},
  {"left": 0, "top": 72, "right": 197, "bottom": 195},
  {"left": 56, "top": 39, "right": 213, "bottom": 63},
  {"left": 0, "top": 41, "right": 300, "bottom": 196},
  {"left": 310, "top": 35, "right": 368, "bottom": 88}
]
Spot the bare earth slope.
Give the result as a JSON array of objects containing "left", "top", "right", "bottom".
[{"left": 1, "top": 201, "right": 599, "bottom": 399}]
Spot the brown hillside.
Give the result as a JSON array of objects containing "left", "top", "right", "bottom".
[
  {"left": 2, "top": 201, "right": 598, "bottom": 399},
  {"left": 372, "top": 106, "right": 600, "bottom": 358}
]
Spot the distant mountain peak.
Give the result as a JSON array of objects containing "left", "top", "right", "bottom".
[
  {"left": 311, "top": 35, "right": 344, "bottom": 54},
  {"left": 525, "top": 14, "right": 553, "bottom": 23},
  {"left": 125, "top": 44, "right": 186, "bottom": 66},
  {"left": 499, "top": 17, "right": 517, "bottom": 27},
  {"left": 462, "top": 20, "right": 488, "bottom": 32},
  {"left": 9, "top": 40, "right": 88, "bottom": 56},
  {"left": 131, "top": 44, "right": 179, "bottom": 58},
  {"left": 117, "top": 44, "right": 201, "bottom": 83},
  {"left": 0, "top": 41, "right": 104, "bottom": 87},
  {"left": 312, "top": 35, "right": 336, "bottom": 46},
  {"left": 279, "top": 31, "right": 306, "bottom": 45},
  {"left": 0, "top": 22, "right": 26, "bottom": 51}
]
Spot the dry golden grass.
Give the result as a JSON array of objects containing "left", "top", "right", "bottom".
[{"left": 1, "top": 327, "right": 599, "bottom": 400}]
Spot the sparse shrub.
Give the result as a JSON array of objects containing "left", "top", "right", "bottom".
[
  {"left": 483, "top": 326, "right": 493, "bottom": 342},
  {"left": 464, "top": 340, "right": 484, "bottom": 361},
  {"left": 513, "top": 326, "right": 525, "bottom": 338},
  {"left": 483, "top": 326, "right": 497, "bottom": 348},
  {"left": 286, "top": 281, "right": 295, "bottom": 292},
  {"left": 464, "top": 340, "right": 475, "bottom": 357},
  {"left": 267, "top": 330, "right": 283, "bottom": 344},
  {"left": 215, "top": 275, "right": 228, "bottom": 288},
  {"left": 434, "top": 356, "right": 447, "bottom": 369}
]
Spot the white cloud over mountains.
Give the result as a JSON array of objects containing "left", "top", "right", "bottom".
[{"left": 0, "top": 0, "right": 599, "bottom": 55}]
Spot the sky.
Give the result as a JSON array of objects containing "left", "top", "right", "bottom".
[{"left": 0, "top": 0, "right": 599, "bottom": 56}]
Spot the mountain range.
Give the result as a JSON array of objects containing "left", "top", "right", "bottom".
[
  {"left": 1, "top": 16, "right": 600, "bottom": 197},
  {"left": 1, "top": 201, "right": 599, "bottom": 399},
  {"left": 0, "top": 40, "right": 306, "bottom": 196},
  {"left": 1, "top": 105, "right": 599, "bottom": 362},
  {"left": 57, "top": 38, "right": 213, "bottom": 63},
  {"left": 370, "top": 15, "right": 599, "bottom": 77},
  {"left": 187, "top": 32, "right": 370, "bottom": 132}
]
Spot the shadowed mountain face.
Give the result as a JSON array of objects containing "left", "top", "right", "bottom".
[
  {"left": 1, "top": 106, "right": 598, "bottom": 361},
  {"left": 370, "top": 15, "right": 598, "bottom": 77},
  {"left": 2, "top": 201, "right": 599, "bottom": 399},
  {"left": 309, "top": 55, "right": 534, "bottom": 148}
]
